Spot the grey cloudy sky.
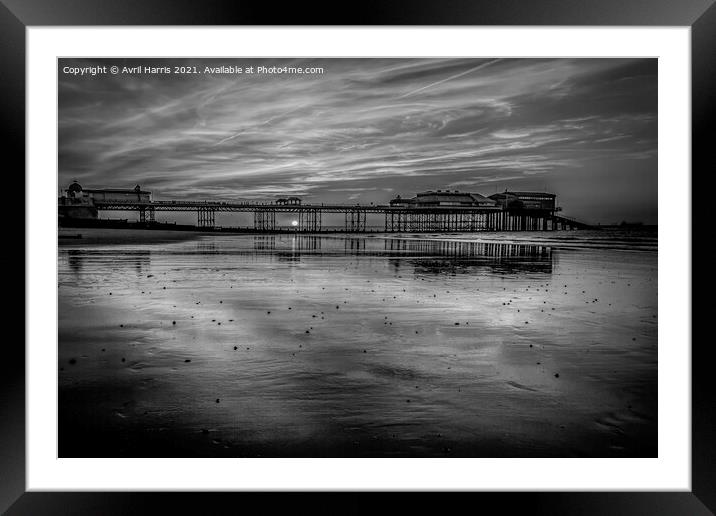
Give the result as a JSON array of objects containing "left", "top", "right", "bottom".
[{"left": 59, "top": 58, "right": 657, "bottom": 224}]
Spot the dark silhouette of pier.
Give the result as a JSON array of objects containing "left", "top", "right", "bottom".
[
  {"left": 58, "top": 182, "right": 593, "bottom": 232},
  {"left": 84, "top": 199, "right": 590, "bottom": 232}
]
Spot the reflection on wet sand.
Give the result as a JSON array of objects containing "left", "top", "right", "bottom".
[
  {"left": 252, "top": 235, "right": 553, "bottom": 273},
  {"left": 58, "top": 233, "right": 656, "bottom": 458},
  {"left": 383, "top": 238, "right": 553, "bottom": 275},
  {"left": 63, "top": 249, "right": 151, "bottom": 277}
]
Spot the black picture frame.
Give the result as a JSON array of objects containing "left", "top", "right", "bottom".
[{"left": 6, "top": 1, "right": 710, "bottom": 513}]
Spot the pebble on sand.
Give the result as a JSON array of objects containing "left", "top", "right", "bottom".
[{"left": 184, "top": 359, "right": 191, "bottom": 363}]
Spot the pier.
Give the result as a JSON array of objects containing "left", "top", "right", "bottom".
[
  {"left": 59, "top": 183, "right": 593, "bottom": 232},
  {"left": 88, "top": 200, "right": 589, "bottom": 232}
]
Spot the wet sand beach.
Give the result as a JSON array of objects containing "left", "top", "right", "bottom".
[{"left": 58, "top": 230, "right": 657, "bottom": 457}]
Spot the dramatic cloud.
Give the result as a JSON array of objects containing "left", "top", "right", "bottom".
[{"left": 59, "top": 58, "right": 657, "bottom": 224}]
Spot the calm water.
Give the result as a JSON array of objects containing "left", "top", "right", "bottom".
[{"left": 58, "top": 230, "right": 657, "bottom": 457}]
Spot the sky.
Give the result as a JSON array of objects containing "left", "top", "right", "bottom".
[{"left": 59, "top": 58, "right": 657, "bottom": 224}]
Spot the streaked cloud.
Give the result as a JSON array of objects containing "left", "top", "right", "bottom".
[{"left": 59, "top": 57, "right": 657, "bottom": 223}]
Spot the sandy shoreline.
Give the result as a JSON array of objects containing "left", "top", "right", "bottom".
[
  {"left": 58, "top": 233, "right": 657, "bottom": 457},
  {"left": 59, "top": 227, "right": 208, "bottom": 245}
]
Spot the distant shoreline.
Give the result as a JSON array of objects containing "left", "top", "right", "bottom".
[
  {"left": 59, "top": 227, "right": 207, "bottom": 245},
  {"left": 59, "top": 226, "right": 657, "bottom": 252},
  {"left": 59, "top": 218, "right": 656, "bottom": 236}
]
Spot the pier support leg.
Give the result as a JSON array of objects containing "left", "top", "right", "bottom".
[{"left": 198, "top": 208, "right": 216, "bottom": 228}]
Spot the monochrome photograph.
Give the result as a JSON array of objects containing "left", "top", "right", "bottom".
[{"left": 57, "top": 57, "right": 657, "bottom": 458}]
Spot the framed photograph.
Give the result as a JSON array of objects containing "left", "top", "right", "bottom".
[{"left": 8, "top": 0, "right": 710, "bottom": 513}]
